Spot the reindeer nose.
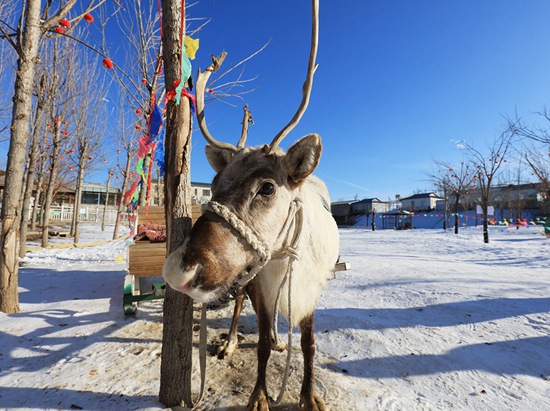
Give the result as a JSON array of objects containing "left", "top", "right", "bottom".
[
  {"left": 177, "top": 277, "right": 193, "bottom": 293},
  {"left": 164, "top": 267, "right": 196, "bottom": 294},
  {"left": 162, "top": 248, "right": 200, "bottom": 294}
]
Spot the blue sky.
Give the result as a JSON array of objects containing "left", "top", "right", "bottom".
[
  {"left": 184, "top": 0, "right": 550, "bottom": 202},
  {"left": 2, "top": 1, "right": 550, "bottom": 202}
]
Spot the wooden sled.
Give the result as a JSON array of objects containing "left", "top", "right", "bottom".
[{"left": 124, "top": 205, "right": 201, "bottom": 314}]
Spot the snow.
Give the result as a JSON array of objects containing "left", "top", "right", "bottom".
[{"left": 1, "top": 223, "right": 549, "bottom": 410}]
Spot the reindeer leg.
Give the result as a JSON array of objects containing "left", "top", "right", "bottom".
[
  {"left": 299, "top": 313, "right": 326, "bottom": 411},
  {"left": 218, "top": 287, "right": 245, "bottom": 359},
  {"left": 246, "top": 282, "right": 272, "bottom": 411}
]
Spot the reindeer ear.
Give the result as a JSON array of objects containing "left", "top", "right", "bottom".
[
  {"left": 282, "top": 134, "right": 322, "bottom": 187},
  {"left": 205, "top": 145, "right": 234, "bottom": 172}
]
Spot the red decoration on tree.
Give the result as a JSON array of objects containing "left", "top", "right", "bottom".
[
  {"left": 136, "top": 108, "right": 142, "bottom": 114},
  {"left": 102, "top": 58, "right": 114, "bottom": 69},
  {"left": 60, "top": 18, "right": 71, "bottom": 28},
  {"left": 54, "top": 118, "right": 60, "bottom": 123},
  {"left": 69, "top": 166, "right": 74, "bottom": 171},
  {"left": 84, "top": 14, "right": 94, "bottom": 23},
  {"left": 55, "top": 27, "right": 65, "bottom": 34},
  {"left": 70, "top": 149, "right": 75, "bottom": 154},
  {"left": 88, "top": 157, "right": 92, "bottom": 161},
  {"left": 141, "top": 78, "right": 147, "bottom": 84},
  {"left": 208, "top": 89, "right": 214, "bottom": 94},
  {"left": 135, "top": 125, "right": 141, "bottom": 130}
]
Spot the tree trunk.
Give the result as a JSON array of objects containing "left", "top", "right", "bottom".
[
  {"left": 482, "top": 204, "right": 489, "bottom": 244},
  {"left": 159, "top": 0, "right": 194, "bottom": 406},
  {"left": 156, "top": 166, "right": 163, "bottom": 205},
  {"left": 19, "top": 136, "right": 40, "bottom": 257},
  {"left": 454, "top": 197, "right": 460, "bottom": 235},
  {"left": 72, "top": 161, "right": 85, "bottom": 244},
  {"left": 102, "top": 172, "right": 112, "bottom": 231},
  {"left": 139, "top": 152, "right": 152, "bottom": 206},
  {"left": 20, "top": 73, "right": 48, "bottom": 257},
  {"left": 113, "top": 152, "right": 132, "bottom": 240},
  {"left": 442, "top": 194, "right": 447, "bottom": 231},
  {"left": 41, "top": 126, "right": 62, "bottom": 248},
  {"left": 0, "top": 0, "right": 42, "bottom": 313},
  {"left": 31, "top": 167, "right": 45, "bottom": 231}
]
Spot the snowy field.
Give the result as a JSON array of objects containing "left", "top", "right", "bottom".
[{"left": 0, "top": 223, "right": 549, "bottom": 410}]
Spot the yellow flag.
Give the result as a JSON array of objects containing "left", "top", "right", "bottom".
[
  {"left": 184, "top": 36, "right": 199, "bottom": 60},
  {"left": 115, "top": 253, "right": 125, "bottom": 263}
]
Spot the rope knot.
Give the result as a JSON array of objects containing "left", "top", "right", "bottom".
[{"left": 284, "top": 246, "right": 299, "bottom": 260}]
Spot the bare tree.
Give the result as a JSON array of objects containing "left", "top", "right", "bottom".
[
  {"left": 0, "top": 1, "right": 17, "bottom": 140},
  {"left": 19, "top": 72, "right": 48, "bottom": 257},
  {"left": 465, "top": 128, "right": 515, "bottom": 243},
  {"left": 31, "top": 137, "right": 48, "bottom": 231},
  {"left": 430, "top": 160, "right": 477, "bottom": 234},
  {"left": 0, "top": 0, "right": 107, "bottom": 313},
  {"left": 110, "top": 0, "right": 163, "bottom": 208},
  {"left": 112, "top": 109, "right": 136, "bottom": 241},
  {"left": 69, "top": 57, "right": 109, "bottom": 243},
  {"left": 524, "top": 151, "right": 550, "bottom": 215},
  {"left": 429, "top": 169, "right": 451, "bottom": 230},
  {"left": 508, "top": 110, "right": 550, "bottom": 216}
]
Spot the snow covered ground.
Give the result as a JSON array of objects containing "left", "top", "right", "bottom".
[{"left": 1, "top": 223, "right": 549, "bottom": 410}]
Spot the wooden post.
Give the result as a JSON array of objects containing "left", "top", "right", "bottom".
[{"left": 159, "top": 0, "right": 194, "bottom": 407}]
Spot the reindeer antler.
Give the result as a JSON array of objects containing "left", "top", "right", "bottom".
[
  {"left": 237, "top": 104, "right": 254, "bottom": 149},
  {"left": 196, "top": 52, "right": 240, "bottom": 153},
  {"left": 197, "top": 0, "right": 318, "bottom": 154},
  {"left": 267, "top": 0, "right": 319, "bottom": 154}
]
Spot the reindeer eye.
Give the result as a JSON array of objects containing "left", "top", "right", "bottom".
[{"left": 258, "top": 182, "right": 275, "bottom": 196}]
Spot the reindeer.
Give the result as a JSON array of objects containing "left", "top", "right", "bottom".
[{"left": 163, "top": 1, "right": 339, "bottom": 409}]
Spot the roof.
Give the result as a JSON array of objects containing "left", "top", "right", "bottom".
[
  {"left": 150, "top": 179, "right": 211, "bottom": 188},
  {"left": 401, "top": 192, "right": 443, "bottom": 201},
  {"left": 331, "top": 200, "right": 355, "bottom": 206},
  {"left": 382, "top": 209, "right": 414, "bottom": 216},
  {"left": 191, "top": 181, "right": 212, "bottom": 188},
  {"left": 353, "top": 198, "right": 384, "bottom": 204}
]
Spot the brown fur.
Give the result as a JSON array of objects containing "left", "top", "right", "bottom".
[{"left": 163, "top": 135, "right": 335, "bottom": 410}]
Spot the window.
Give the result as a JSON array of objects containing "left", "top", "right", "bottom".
[{"left": 203, "top": 189, "right": 211, "bottom": 197}]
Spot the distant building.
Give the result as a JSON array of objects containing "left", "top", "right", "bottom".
[
  {"left": 149, "top": 179, "right": 212, "bottom": 206},
  {"left": 54, "top": 182, "right": 121, "bottom": 206},
  {"left": 0, "top": 173, "right": 122, "bottom": 207},
  {"left": 460, "top": 183, "right": 541, "bottom": 210},
  {"left": 331, "top": 198, "right": 390, "bottom": 226},
  {"left": 331, "top": 200, "right": 355, "bottom": 223},
  {"left": 351, "top": 198, "right": 390, "bottom": 214},
  {"left": 400, "top": 192, "right": 443, "bottom": 212}
]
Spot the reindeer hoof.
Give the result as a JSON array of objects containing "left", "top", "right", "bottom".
[
  {"left": 217, "top": 339, "right": 238, "bottom": 359},
  {"left": 300, "top": 392, "right": 327, "bottom": 411},
  {"left": 271, "top": 336, "right": 287, "bottom": 352},
  {"left": 247, "top": 387, "right": 270, "bottom": 411}
]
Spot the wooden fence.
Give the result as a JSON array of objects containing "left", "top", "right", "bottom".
[{"left": 36, "top": 205, "right": 130, "bottom": 224}]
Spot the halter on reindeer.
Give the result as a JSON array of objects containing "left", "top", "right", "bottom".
[{"left": 163, "top": 1, "right": 340, "bottom": 409}]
